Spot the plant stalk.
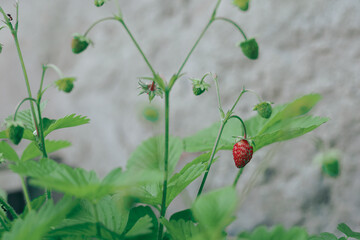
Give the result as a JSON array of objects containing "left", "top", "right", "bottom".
[
  {"left": 158, "top": 88, "right": 170, "bottom": 240},
  {"left": 21, "top": 177, "right": 32, "bottom": 211},
  {"left": 233, "top": 167, "right": 244, "bottom": 187},
  {"left": 214, "top": 17, "right": 247, "bottom": 40},
  {"left": 0, "top": 197, "right": 18, "bottom": 220}
]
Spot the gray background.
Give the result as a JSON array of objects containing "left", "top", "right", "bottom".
[{"left": 0, "top": 0, "right": 359, "bottom": 236}]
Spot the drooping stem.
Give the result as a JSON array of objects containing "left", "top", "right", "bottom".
[
  {"left": 158, "top": 88, "right": 170, "bottom": 240},
  {"left": 13, "top": 97, "right": 37, "bottom": 121},
  {"left": 21, "top": 177, "right": 32, "bottom": 211},
  {"left": 229, "top": 115, "right": 247, "bottom": 138},
  {"left": 0, "top": 196, "right": 18, "bottom": 220},
  {"left": 197, "top": 122, "right": 226, "bottom": 197},
  {"left": 214, "top": 17, "right": 247, "bottom": 40},
  {"left": 84, "top": 17, "right": 117, "bottom": 37},
  {"left": 233, "top": 167, "right": 244, "bottom": 187}
]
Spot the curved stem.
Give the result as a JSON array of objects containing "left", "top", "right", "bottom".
[
  {"left": 197, "top": 122, "right": 225, "bottom": 197},
  {"left": 229, "top": 115, "right": 247, "bottom": 138},
  {"left": 119, "top": 19, "right": 157, "bottom": 78},
  {"left": 233, "top": 167, "right": 244, "bottom": 187},
  {"left": 84, "top": 17, "right": 117, "bottom": 37},
  {"left": 245, "top": 89, "right": 263, "bottom": 102},
  {"left": 13, "top": 97, "right": 37, "bottom": 121},
  {"left": 21, "top": 177, "right": 32, "bottom": 211},
  {"left": 211, "top": 74, "right": 223, "bottom": 114},
  {"left": 158, "top": 88, "right": 170, "bottom": 240},
  {"left": 214, "top": 17, "right": 247, "bottom": 40},
  {"left": 0, "top": 196, "right": 18, "bottom": 220}
]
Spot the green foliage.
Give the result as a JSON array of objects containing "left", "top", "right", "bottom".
[
  {"left": 44, "top": 114, "right": 90, "bottom": 137},
  {"left": 238, "top": 225, "right": 308, "bottom": 240},
  {"left": 21, "top": 140, "right": 71, "bottom": 161},
  {"left": 314, "top": 149, "right": 341, "bottom": 178},
  {"left": 192, "top": 187, "right": 237, "bottom": 239},
  {"left": 124, "top": 206, "right": 158, "bottom": 239},
  {"left": 184, "top": 94, "right": 328, "bottom": 152},
  {"left": 2, "top": 198, "right": 76, "bottom": 240},
  {"left": 10, "top": 158, "right": 162, "bottom": 201},
  {"left": 0, "top": 141, "right": 19, "bottom": 162},
  {"left": 337, "top": 223, "right": 360, "bottom": 239},
  {"left": 161, "top": 218, "right": 201, "bottom": 240}
]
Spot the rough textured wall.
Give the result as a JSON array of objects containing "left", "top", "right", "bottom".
[{"left": 0, "top": 0, "right": 359, "bottom": 235}]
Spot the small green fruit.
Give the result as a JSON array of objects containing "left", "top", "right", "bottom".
[
  {"left": 71, "top": 34, "right": 91, "bottom": 54},
  {"left": 55, "top": 77, "right": 76, "bottom": 93},
  {"left": 94, "top": 0, "right": 105, "bottom": 7},
  {"left": 6, "top": 122, "right": 25, "bottom": 145},
  {"left": 0, "top": 43, "right": 3, "bottom": 54},
  {"left": 253, "top": 101, "right": 272, "bottom": 119},
  {"left": 239, "top": 38, "right": 259, "bottom": 60},
  {"left": 191, "top": 78, "right": 210, "bottom": 96},
  {"left": 233, "top": 0, "right": 249, "bottom": 11}
]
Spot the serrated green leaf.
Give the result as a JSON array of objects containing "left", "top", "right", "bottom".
[
  {"left": 125, "top": 215, "right": 153, "bottom": 237},
  {"left": 10, "top": 158, "right": 161, "bottom": 201},
  {"left": 2, "top": 197, "right": 76, "bottom": 240},
  {"left": 124, "top": 206, "right": 158, "bottom": 240},
  {"left": 44, "top": 114, "right": 90, "bottom": 136},
  {"left": 238, "top": 225, "right": 308, "bottom": 240},
  {"left": 166, "top": 152, "right": 211, "bottom": 206},
  {"left": 127, "top": 135, "right": 183, "bottom": 176},
  {"left": 170, "top": 209, "right": 195, "bottom": 222},
  {"left": 21, "top": 140, "right": 71, "bottom": 161},
  {"left": 192, "top": 187, "right": 237, "bottom": 233},
  {"left": 337, "top": 223, "right": 360, "bottom": 239},
  {"left": 184, "top": 94, "right": 328, "bottom": 153},
  {"left": 0, "top": 141, "right": 19, "bottom": 162},
  {"left": 21, "top": 195, "right": 46, "bottom": 218},
  {"left": 161, "top": 218, "right": 201, "bottom": 240}
]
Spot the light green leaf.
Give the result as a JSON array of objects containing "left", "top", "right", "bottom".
[
  {"left": 124, "top": 206, "right": 158, "bottom": 240},
  {"left": 0, "top": 141, "right": 19, "bottom": 162},
  {"left": 238, "top": 225, "right": 308, "bottom": 240},
  {"left": 166, "top": 152, "right": 211, "bottom": 206},
  {"left": 10, "top": 158, "right": 161, "bottom": 201},
  {"left": 337, "top": 223, "right": 360, "bottom": 239},
  {"left": 2, "top": 197, "right": 76, "bottom": 240},
  {"left": 44, "top": 114, "right": 90, "bottom": 136},
  {"left": 161, "top": 218, "right": 201, "bottom": 240},
  {"left": 127, "top": 135, "right": 183, "bottom": 176},
  {"left": 21, "top": 140, "right": 71, "bottom": 161},
  {"left": 192, "top": 187, "right": 237, "bottom": 232},
  {"left": 184, "top": 94, "right": 328, "bottom": 153}
]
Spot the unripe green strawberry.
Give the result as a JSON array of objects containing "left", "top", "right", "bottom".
[
  {"left": 191, "top": 78, "right": 210, "bottom": 96},
  {"left": 253, "top": 101, "right": 272, "bottom": 119},
  {"left": 71, "top": 34, "right": 91, "bottom": 54},
  {"left": 239, "top": 38, "right": 259, "bottom": 60},
  {"left": 94, "top": 0, "right": 105, "bottom": 7},
  {"left": 233, "top": 139, "right": 253, "bottom": 168},
  {"left": 0, "top": 43, "right": 3, "bottom": 54},
  {"left": 55, "top": 77, "right": 76, "bottom": 93},
  {"left": 232, "top": 0, "right": 249, "bottom": 11},
  {"left": 6, "top": 122, "right": 25, "bottom": 145}
]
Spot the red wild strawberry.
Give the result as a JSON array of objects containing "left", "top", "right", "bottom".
[{"left": 232, "top": 139, "right": 253, "bottom": 168}]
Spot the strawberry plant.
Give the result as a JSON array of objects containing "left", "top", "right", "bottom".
[{"left": 0, "top": 1, "right": 353, "bottom": 240}]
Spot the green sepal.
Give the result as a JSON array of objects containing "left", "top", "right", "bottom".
[
  {"left": 239, "top": 38, "right": 259, "bottom": 60},
  {"left": 5, "top": 121, "right": 25, "bottom": 145},
  {"left": 253, "top": 101, "right": 273, "bottom": 119},
  {"left": 94, "top": 0, "right": 106, "bottom": 7},
  {"left": 55, "top": 77, "right": 76, "bottom": 93},
  {"left": 71, "top": 33, "right": 92, "bottom": 54},
  {"left": 233, "top": 0, "right": 249, "bottom": 11}
]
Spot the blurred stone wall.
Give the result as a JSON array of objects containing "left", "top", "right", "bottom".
[{"left": 0, "top": 0, "right": 359, "bottom": 235}]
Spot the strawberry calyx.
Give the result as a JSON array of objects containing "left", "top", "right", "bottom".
[{"left": 138, "top": 79, "right": 163, "bottom": 102}]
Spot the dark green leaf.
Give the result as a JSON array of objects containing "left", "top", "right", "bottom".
[
  {"left": 124, "top": 206, "right": 158, "bottom": 240},
  {"left": 160, "top": 218, "right": 201, "bottom": 240},
  {"left": 170, "top": 209, "right": 195, "bottom": 222}
]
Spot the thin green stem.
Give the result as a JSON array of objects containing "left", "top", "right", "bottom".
[
  {"left": 39, "top": 65, "right": 47, "bottom": 97},
  {"left": 0, "top": 196, "right": 18, "bottom": 220},
  {"left": 13, "top": 97, "right": 37, "bottom": 121},
  {"left": 36, "top": 101, "right": 47, "bottom": 158},
  {"left": 119, "top": 20, "right": 157, "bottom": 77},
  {"left": 229, "top": 115, "right": 247, "bottom": 138},
  {"left": 233, "top": 167, "right": 244, "bottom": 187},
  {"left": 84, "top": 17, "right": 117, "bottom": 37},
  {"left": 229, "top": 89, "right": 247, "bottom": 114},
  {"left": 21, "top": 177, "right": 32, "bottom": 211},
  {"left": 245, "top": 89, "right": 263, "bottom": 102},
  {"left": 176, "top": 20, "right": 213, "bottom": 78},
  {"left": 211, "top": 74, "right": 223, "bottom": 114},
  {"left": 0, "top": 216, "right": 9, "bottom": 231},
  {"left": 158, "top": 88, "right": 170, "bottom": 240},
  {"left": 197, "top": 122, "right": 225, "bottom": 197},
  {"left": 214, "top": 17, "right": 247, "bottom": 40}
]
